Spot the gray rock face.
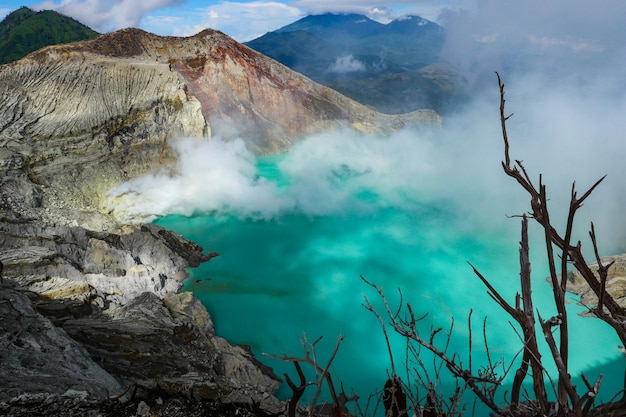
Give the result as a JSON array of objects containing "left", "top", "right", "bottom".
[
  {"left": 0, "top": 38, "right": 208, "bottom": 228},
  {"left": 0, "top": 279, "right": 283, "bottom": 413},
  {"left": 61, "top": 291, "right": 282, "bottom": 410},
  {"left": 568, "top": 253, "right": 626, "bottom": 310},
  {"left": 0, "top": 281, "right": 123, "bottom": 400},
  {"left": 0, "top": 221, "right": 210, "bottom": 307},
  {"left": 0, "top": 218, "right": 286, "bottom": 412}
]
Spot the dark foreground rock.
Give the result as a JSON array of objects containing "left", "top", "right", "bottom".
[
  {"left": 0, "top": 391, "right": 278, "bottom": 417},
  {"left": 0, "top": 276, "right": 284, "bottom": 416},
  {"left": 0, "top": 280, "right": 122, "bottom": 400},
  {"left": 0, "top": 219, "right": 284, "bottom": 416}
]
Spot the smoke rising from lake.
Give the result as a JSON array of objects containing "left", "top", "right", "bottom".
[
  {"left": 106, "top": 83, "right": 626, "bottom": 254},
  {"left": 105, "top": 0, "right": 626, "bottom": 253},
  {"left": 104, "top": 2, "right": 626, "bottom": 410}
]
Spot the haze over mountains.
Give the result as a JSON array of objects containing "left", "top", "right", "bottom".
[{"left": 245, "top": 13, "right": 464, "bottom": 114}]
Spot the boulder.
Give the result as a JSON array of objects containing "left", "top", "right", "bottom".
[
  {"left": 568, "top": 253, "right": 626, "bottom": 310},
  {"left": 0, "top": 280, "right": 123, "bottom": 401}
]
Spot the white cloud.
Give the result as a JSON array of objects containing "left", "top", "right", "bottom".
[
  {"left": 328, "top": 54, "right": 366, "bottom": 73},
  {"left": 291, "top": 0, "right": 380, "bottom": 16},
  {"left": 0, "top": 8, "right": 11, "bottom": 20},
  {"left": 31, "top": 0, "right": 182, "bottom": 32},
  {"left": 290, "top": 0, "right": 456, "bottom": 23},
  {"left": 440, "top": 0, "right": 626, "bottom": 90},
  {"left": 143, "top": 15, "right": 183, "bottom": 26},
  {"left": 527, "top": 34, "right": 604, "bottom": 53},
  {"left": 174, "top": 1, "right": 303, "bottom": 41},
  {"left": 16, "top": 0, "right": 455, "bottom": 39}
]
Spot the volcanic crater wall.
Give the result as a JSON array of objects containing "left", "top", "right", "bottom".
[{"left": 0, "top": 27, "right": 439, "bottom": 411}]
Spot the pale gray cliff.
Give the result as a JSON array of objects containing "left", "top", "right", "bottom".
[
  {"left": 0, "top": 35, "right": 207, "bottom": 227},
  {"left": 568, "top": 254, "right": 626, "bottom": 312}
]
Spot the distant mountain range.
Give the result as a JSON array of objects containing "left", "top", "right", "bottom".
[
  {"left": 245, "top": 13, "right": 467, "bottom": 114},
  {"left": 0, "top": 7, "right": 99, "bottom": 65},
  {"left": 0, "top": 8, "right": 464, "bottom": 114}
]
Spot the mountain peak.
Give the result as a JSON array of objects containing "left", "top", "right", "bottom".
[
  {"left": 1, "top": 6, "right": 35, "bottom": 23},
  {"left": 276, "top": 12, "right": 383, "bottom": 38},
  {"left": 75, "top": 27, "right": 161, "bottom": 58},
  {"left": 43, "top": 27, "right": 234, "bottom": 61},
  {"left": 245, "top": 12, "right": 451, "bottom": 114},
  {"left": 392, "top": 15, "right": 431, "bottom": 24}
]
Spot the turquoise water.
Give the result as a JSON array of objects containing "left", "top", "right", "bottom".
[{"left": 150, "top": 135, "right": 623, "bottom": 414}]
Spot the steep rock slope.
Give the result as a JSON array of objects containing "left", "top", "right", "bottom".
[
  {"left": 0, "top": 36, "right": 207, "bottom": 228},
  {"left": 77, "top": 28, "right": 439, "bottom": 152},
  {"left": 0, "top": 278, "right": 282, "bottom": 413},
  {"left": 0, "top": 280, "right": 122, "bottom": 399},
  {"left": 0, "top": 27, "right": 438, "bottom": 229}
]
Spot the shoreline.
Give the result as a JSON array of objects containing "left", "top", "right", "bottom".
[{"left": 0, "top": 218, "right": 285, "bottom": 415}]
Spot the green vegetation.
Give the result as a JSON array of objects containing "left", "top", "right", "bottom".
[{"left": 0, "top": 6, "right": 99, "bottom": 65}]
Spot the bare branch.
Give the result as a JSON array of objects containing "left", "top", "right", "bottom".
[
  {"left": 538, "top": 313, "right": 580, "bottom": 411},
  {"left": 361, "top": 278, "right": 397, "bottom": 376},
  {"left": 265, "top": 334, "right": 345, "bottom": 416},
  {"left": 362, "top": 278, "right": 504, "bottom": 414},
  {"left": 468, "top": 309, "right": 473, "bottom": 375}
]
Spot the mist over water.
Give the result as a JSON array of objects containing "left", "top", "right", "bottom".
[
  {"left": 103, "top": 90, "right": 626, "bottom": 414},
  {"left": 147, "top": 130, "right": 622, "bottom": 410},
  {"left": 103, "top": 1, "right": 626, "bottom": 411},
  {"left": 106, "top": 121, "right": 624, "bottom": 411}
]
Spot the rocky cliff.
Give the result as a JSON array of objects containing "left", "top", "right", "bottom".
[
  {"left": 568, "top": 254, "right": 626, "bottom": 312},
  {"left": 0, "top": 27, "right": 438, "bottom": 229},
  {"left": 0, "top": 27, "right": 440, "bottom": 415}
]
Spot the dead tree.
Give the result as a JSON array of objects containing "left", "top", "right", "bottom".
[
  {"left": 362, "top": 274, "right": 508, "bottom": 415},
  {"left": 362, "top": 275, "right": 466, "bottom": 416},
  {"left": 265, "top": 334, "right": 357, "bottom": 417},
  {"left": 361, "top": 74, "right": 626, "bottom": 417},
  {"left": 496, "top": 71, "right": 626, "bottom": 414}
]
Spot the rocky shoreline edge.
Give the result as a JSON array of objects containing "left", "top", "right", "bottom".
[{"left": 0, "top": 220, "right": 286, "bottom": 417}]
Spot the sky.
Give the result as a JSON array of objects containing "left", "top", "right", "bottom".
[{"left": 0, "top": 0, "right": 461, "bottom": 41}]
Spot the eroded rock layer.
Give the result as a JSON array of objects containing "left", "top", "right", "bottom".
[{"left": 568, "top": 254, "right": 626, "bottom": 311}]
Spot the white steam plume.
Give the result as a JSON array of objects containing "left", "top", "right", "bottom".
[
  {"left": 104, "top": 137, "right": 290, "bottom": 222},
  {"left": 106, "top": 0, "right": 626, "bottom": 255}
]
